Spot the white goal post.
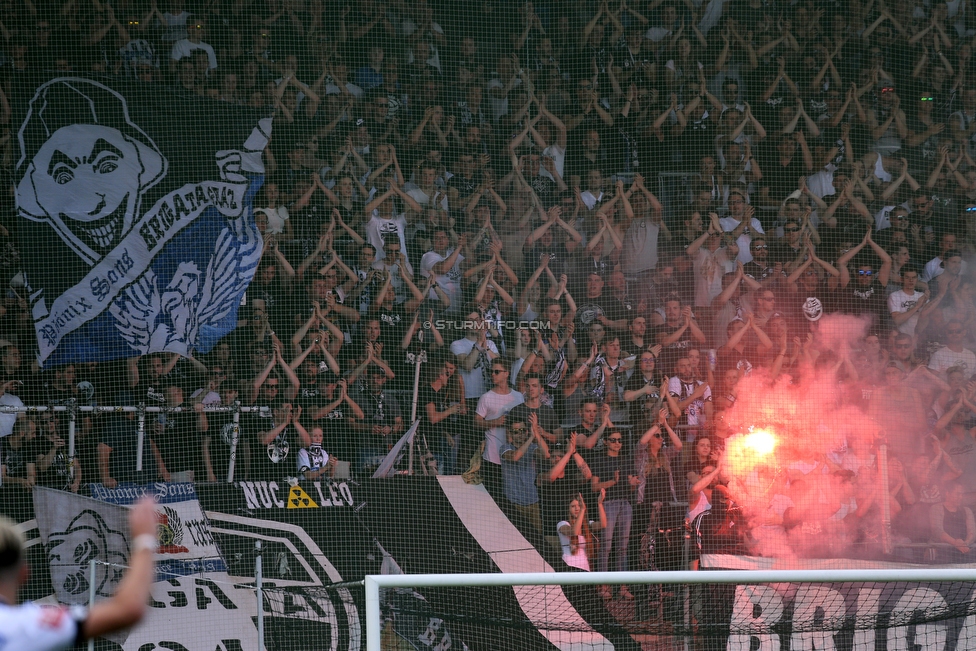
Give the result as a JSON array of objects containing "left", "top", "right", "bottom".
[{"left": 364, "top": 568, "right": 976, "bottom": 651}]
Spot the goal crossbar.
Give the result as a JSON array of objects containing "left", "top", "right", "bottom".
[{"left": 364, "top": 568, "right": 976, "bottom": 650}]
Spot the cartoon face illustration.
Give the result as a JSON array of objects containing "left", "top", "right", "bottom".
[
  {"left": 17, "top": 78, "right": 166, "bottom": 266},
  {"left": 28, "top": 125, "right": 143, "bottom": 254},
  {"left": 46, "top": 509, "right": 129, "bottom": 604}
]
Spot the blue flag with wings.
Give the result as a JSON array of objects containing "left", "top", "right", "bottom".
[{"left": 14, "top": 76, "right": 268, "bottom": 365}]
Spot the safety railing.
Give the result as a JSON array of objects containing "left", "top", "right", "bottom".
[{"left": 0, "top": 403, "right": 268, "bottom": 483}]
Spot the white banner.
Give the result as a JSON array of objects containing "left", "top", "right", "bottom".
[{"left": 33, "top": 486, "right": 259, "bottom": 650}]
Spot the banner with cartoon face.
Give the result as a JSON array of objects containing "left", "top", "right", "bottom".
[{"left": 14, "top": 76, "right": 269, "bottom": 365}]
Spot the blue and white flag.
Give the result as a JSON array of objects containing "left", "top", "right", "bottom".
[{"left": 15, "top": 76, "right": 269, "bottom": 365}]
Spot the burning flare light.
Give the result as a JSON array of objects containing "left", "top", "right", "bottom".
[
  {"left": 724, "top": 428, "right": 779, "bottom": 476},
  {"left": 743, "top": 430, "right": 776, "bottom": 456}
]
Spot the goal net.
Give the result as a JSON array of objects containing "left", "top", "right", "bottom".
[{"left": 365, "top": 568, "right": 976, "bottom": 651}]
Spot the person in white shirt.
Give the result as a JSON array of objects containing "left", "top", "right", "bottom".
[
  {"left": 667, "top": 355, "right": 712, "bottom": 432},
  {"left": 401, "top": 1, "right": 444, "bottom": 73},
  {"left": 720, "top": 188, "right": 764, "bottom": 264},
  {"left": 580, "top": 169, "right": 606, "bottom": 210},
  {"left": 451, "top": 312, "right": 500, "bottom": 403},
  {"left": 922, "top": 249, "right": 967, "bottom": 285},
  {"left": 404, "top": 161, "right": 449, "bottom": 212},
  {"left": 645, "top": 4, "right": 679, "bottom": 41},
  {"left": 929, "top": 322, "right": 976, "bottom": 378},
  {"left": 0, "top": 498, "right": 157, "bottom": 651},
  {"left": 170, "top": 19, "right": 217, "bottom": 70},
  {"left": 688, "top": 222, "right": 736, "bottom": 312},
  {"left": 486, "top": 55, "right": 522, "bottom": 121},
  {"left": 421, "top": 230, "right": 466, "bottom": 312},
  {"left": 475, "top": 357, "right": 524, "bottom": 499},
  {"left": 621, "top": 173, "right": 667, "bottom": 277},
  {"left": 296, "top": 425, "right": 338, "bottom": 480},
  {"left": 324, "top": 60, "right": 364, "bottom": 97},
  {"left": 364, "top": 182, "right": 424, "bottom": 263},
  {"left": 0, "top": 380, "right": 23, "bottom": 439},
  {"left": 888, "top": 267, "right": 927, "bottom": 336}
]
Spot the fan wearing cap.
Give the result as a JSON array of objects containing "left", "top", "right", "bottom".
[
  {"left": 831, "top": 228, "right": 892, "bottom": 332},
  {"left": 500, "top": 412, "right": 550, "bottom": 546}
]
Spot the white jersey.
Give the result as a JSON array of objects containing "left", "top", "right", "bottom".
[
  {"left": 0, "top": 602, "right": 86, "bottom": 651},
  {"left": 297, "top": 444, "right": 330, "bottom": 473}
]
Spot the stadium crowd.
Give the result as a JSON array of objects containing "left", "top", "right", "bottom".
[{"left": 0, "top": 0, "right": 975, "bottom": 576}]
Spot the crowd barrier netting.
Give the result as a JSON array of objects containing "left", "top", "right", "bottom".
[{"left": 3, "top": 0, "right": 976, "bottom": 648}]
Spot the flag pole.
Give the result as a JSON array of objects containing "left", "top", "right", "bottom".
[
  {"left": 135, "top": 403, "right": 146, "bottom": 473},
  {"left": 408, "top": 351, "right": 427, "bottom": 475}
]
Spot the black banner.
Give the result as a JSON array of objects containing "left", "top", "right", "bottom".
[{"left": 195, "top": 478, "right": 569, "bottom": 650}]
